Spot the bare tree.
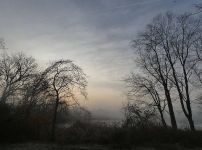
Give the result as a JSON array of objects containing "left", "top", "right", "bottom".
[
  {"left": 0, "top": 52, "right": 38, "bottom": 104},
  {"left": 133, "top": 25, "right": 178, "bottom": 129},
  {"left": 134, "top": 12, "right": 202, "bottom": 131},
  {"left": 123, "top": 101, "right": 157, "bottom": 128},
  {"left": 45, "top": 60, "right": 87, "bottom": 141},
  {"left": 20, "top": 71, "right": 49, "bottom": 117},
  {"left": 194, "top": 38, "right": 202, "bottom": 85},
  {"left": 125, "top": 73, "right": 167, "bottom": 127}
]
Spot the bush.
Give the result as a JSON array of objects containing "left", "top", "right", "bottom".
[{"left": 55, "top": 121, "right": 202, "bottom": 148}]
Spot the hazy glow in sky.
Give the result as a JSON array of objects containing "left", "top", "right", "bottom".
[{"left": 0, "top": 0, "right": 200, "bottom": 119}]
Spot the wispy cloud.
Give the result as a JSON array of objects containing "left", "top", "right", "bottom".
[{"left": 0, "top": 0, "right": 199, "bottom": 118}]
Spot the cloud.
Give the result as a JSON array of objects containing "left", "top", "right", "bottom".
[{"left": 0, "top": 0, "right": 199, "bottom": 119}]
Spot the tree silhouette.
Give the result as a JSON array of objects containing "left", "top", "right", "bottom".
[{"left": 45, "top": 60, "right": 87, "bottom": 141}]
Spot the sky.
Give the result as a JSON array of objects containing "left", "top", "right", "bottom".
[{"left": 0, "top": 0, "right": 201, "bottom": 119}]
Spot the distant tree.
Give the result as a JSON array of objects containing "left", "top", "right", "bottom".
[
  {"left": 123, "top": 101, "right": 157, "bottom": 128},
  {"left": 45, "top": 60, "right": 87, "bottom": 141},
  {"left": 125, "top": 73, "right": 167, "bottom": 128},
  {"left": 0, "top": 53, "right": 37, "bottom": 103},
  {"left": 20, "top": 71, "right": 49, "bottom": 117}
]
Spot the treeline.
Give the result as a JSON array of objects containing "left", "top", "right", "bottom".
[
  {"left": 0, "top": 47, "right": 87, "bottom": 141},
  {"left": 124, "top": 11, "right": 202, "bottom": 131}
]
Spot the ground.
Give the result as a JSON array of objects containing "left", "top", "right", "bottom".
[{"left": 0, "top": 143, "right": 202, "bottom": 150}]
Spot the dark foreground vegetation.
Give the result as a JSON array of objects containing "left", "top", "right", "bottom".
[{"left": 0, "top": 103, "right": 202, "bottom": 150}]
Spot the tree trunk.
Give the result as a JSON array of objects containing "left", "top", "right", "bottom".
[
  {"left": 159, "top": 108, "right": 167, "bottom": 128},
  {"left": 186, "top": 100, "right": 195, "bottom": 131},
  {"left": 183, "top": 66, "right": 196, "bottom": 131},
  {"left": 164, "top": 87, "right": 177, "bottom": 129},
  {"left": 51, "top": 97, "right": 59, "bottom": 142},
  {"left": 156, "top": 102, "right": 167, "bottom": 128},
  {"left": 187, "top": 115, "right": 195, "bottom": 131}
]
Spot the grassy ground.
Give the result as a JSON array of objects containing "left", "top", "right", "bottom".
[{"left": 0, "top": 143, "right": 202, "bottom": 150}]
